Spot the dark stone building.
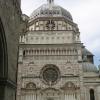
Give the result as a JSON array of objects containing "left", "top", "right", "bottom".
[{"left": 0, "top": 0, "right": 22, "bottom": 100}]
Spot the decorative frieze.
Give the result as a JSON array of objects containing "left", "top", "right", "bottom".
[{"left": 22, "top": 48, "right": 78, "bottom": 56}]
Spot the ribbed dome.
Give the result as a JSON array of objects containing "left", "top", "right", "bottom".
[
  {"left": 30, "top": 3, "right": 73, "bottom": 21},
  {"left": 82, "top": 62, "right": 98, "bottom": 72}
]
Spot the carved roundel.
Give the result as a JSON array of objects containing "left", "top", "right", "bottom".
[{"left": 40, "top": 64, "right": 60, "bottom": 85}]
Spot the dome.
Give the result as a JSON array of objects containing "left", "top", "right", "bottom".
[
  {"left": 82, "top": 62, "right": 98, "bottom": 72},
  {"left": 30, "top": 1, "right": 73, "bottom": 22}
]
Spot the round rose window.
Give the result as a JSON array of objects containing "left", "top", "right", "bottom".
[{"left": 41, "top": 64, "right": 60, "bottom": 85}]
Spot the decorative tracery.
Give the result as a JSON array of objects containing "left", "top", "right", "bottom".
[
  {"left": 61, "top": 82, "right": 80, "bottom": 90},
  {"left": 26, "top": 82, "right": 36, "bottom": 89}
]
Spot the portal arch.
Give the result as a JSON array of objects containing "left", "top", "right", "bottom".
[{"left": 0, "top": 18, "right": 8, "bottom": 77}]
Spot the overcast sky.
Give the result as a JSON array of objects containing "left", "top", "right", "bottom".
[{"left": 21, "top": 0, "right": 100, "bottom": 66}]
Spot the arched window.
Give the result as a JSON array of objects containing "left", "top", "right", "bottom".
[
  {"left": 23, "top": 50, "right": 25, "bottom": 56},
  {"left": 90, "top": 89, "right": 95, "bottom": 100}
]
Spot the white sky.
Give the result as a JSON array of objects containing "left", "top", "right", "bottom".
[{"left": 21, "top": 0, "right": 100, "bottom": 66}]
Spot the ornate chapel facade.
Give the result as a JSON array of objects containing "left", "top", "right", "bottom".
[{"left": 17, "top": 0, "right": 100, "bottom": 100}]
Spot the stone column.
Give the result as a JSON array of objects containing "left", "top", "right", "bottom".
[
  {"left": 66, "top": 94, "right": 68, "bottom": 100},
  {"left": 77, "top": 93, "right": 80, "bottom": 100},
  {"left": 72, "top": 93, "right": 74, "bottom": 100}
]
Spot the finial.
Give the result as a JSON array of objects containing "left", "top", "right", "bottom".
[
  {"left": 47, "top": 0, "right": 54, "bottom": 9},
  {"left": 47, "top": 0, "right": 54, "bottom": 5}
]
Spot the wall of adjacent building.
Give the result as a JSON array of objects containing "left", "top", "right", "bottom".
[{"left": 0, "top": 0, "right": 22, "bottom": 100}]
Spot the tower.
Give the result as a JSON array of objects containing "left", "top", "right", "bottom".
[{"left": 17, "top": 0, "right": 100, "bottom": 100}]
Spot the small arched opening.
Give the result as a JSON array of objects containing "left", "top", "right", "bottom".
[{"left": 90, "top": 89, "right": 95, "bottom": 100}]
